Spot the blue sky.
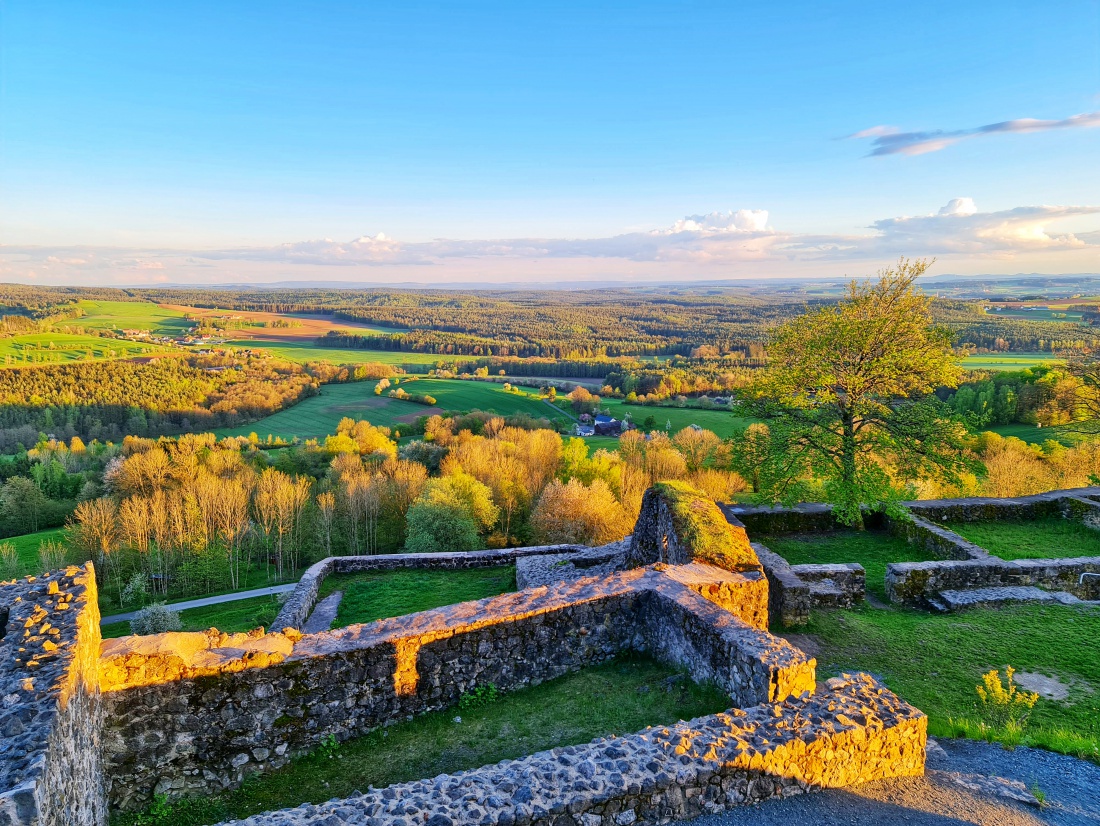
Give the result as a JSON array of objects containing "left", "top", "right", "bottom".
[{"left": 1, "top": 1, "right": 1098, "bottom": 284}]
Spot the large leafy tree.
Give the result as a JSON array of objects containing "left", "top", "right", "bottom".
[{"left": 749, "top": 258, "right": 973, "bottom": 525}]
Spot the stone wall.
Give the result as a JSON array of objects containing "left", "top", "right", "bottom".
[
  {"left": 628, "top": 483, "right": 761, "bottom": 572},
  {"left": 273, "top": 544, "right": 584, "bottom": 631},
  {"left": 213, "top": 674, "right": 925, "bottom": 826},
  {"left": 0, "top": 565, "right": 106, "bottom": 826},
  {"left": 887, "top": 555, "right": 1100, "bottom": 606},
  {"left": 99, "top": 565, "right": 808, "bottom": 811}
]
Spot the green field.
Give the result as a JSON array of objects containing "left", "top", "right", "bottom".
[
  {"left": 111, "top": 655, "right": 729, "bottom": 826},
  {"left": 985, "top": 308, "right": 1085, "bottom": 323},
  {"left": 227, "top": 339, "right": 442, "bottom": 366},
  {"left": 944, "top": 516, "right": 1100, "bottom": 560},
  {"left": 0, "top": 332, "right": 171, "bottom": 366},
  {"left": 961, "top": 352, "right": 1062, "bottom": 371},
  {"left": 73, "top": 300, "right": 190, "bottom": 335},
  {"left": 216, "top": 378, "right": 572, "bottom": 440},
  {"left": 984, "top": 423, "right": 1082, "bottom": 445},
  {"left": 320, "top": 566, "right": 517, "bottom": 630},
  {"left": 597, "top": 398, "right": 754, "bottom": 439}
]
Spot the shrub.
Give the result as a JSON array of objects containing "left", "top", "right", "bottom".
[
  {"left": 38, "top": 539, "right": 69, "bottom": 571},
  {"left": 976, "top": 666, "right": 1039, "bottom": 736},
  {"left": 130, "top": 602, "right": 183, "bottom": 636},
  {"left": 120, "top": 571, "right": 149, "bottom": 608},
  {"left": 0, "top": 541, "right": 19, "bottom": 578}
]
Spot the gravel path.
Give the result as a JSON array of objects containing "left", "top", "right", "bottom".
[
  {"left": 681, "top": 738, "right": 1100, "bottom": 826},
  {"left": 100, "top": 583, "right": 298, "bottom": 625},
  {"left": 301, "top": 590, "right": 343, "bottom": 634}
]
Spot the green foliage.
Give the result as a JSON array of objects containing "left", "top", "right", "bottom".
[
  {"left": 459, "top": 683, "right": 500, "bottom": 711},
  {"left": 653, "top": 481, "right": 759, "bottom": 571},
  {"left": 975, "top": 667, "right": 1039, "bottom": 739},
  {"left": 108, "top": 656, "right": 728, "bottom": 826},
  {"left": 315, "top": 734, "right": 341, "bottom": 760},
  {"left": 129, "top": 603, "right": 183, "bottom": 636},
  {"left": 750, "top": 260, "right": 974, "bottom": 526}
]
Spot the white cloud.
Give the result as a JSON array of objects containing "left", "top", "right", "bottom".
[
  {"left": 850, "top": 110, "right": 1100, "bottom": 156},
  {"left": 2, "top": 199, "right": 1097, "bottom": 284}
]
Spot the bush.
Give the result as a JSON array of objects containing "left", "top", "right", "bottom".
[
  {"left": 0, "top": 541, "right": 19, "bottom": 578},
  {"left": 38, "top": 539, "right": 69, "bottom": 571},
  {"left": 130, "top": 602, "right": 183, "bottom": 636},
  {"left": 120, "top": 571, "right": 149, "bottom": 608}
]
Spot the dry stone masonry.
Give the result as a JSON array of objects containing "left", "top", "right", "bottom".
[
  {"left": 0, "top": 565, "right": 105, "bottom": 826},
  {"left": 1, "top": 484, "right": 934, "bottom": 826}
]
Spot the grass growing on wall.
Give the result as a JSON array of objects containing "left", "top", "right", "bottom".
[
  {"left": 943, "top": 516, "right": 1100, "bottom": 560},
  {"left": 110, "top": 655, "right": 731, "bottom": 826},
  {"left": 796, "top": 602, "right": 1100, "bottom": 762},
  {"left": 759, "top": 530, "right": 940, "bottom": 600},
  {"left": 653, "top": 481, "right": 760, "bottom": 571},
  {"left": 320, "top": 565, "right": 518, "bottom": 630}
]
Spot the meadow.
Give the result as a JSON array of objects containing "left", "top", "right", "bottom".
[
  {"left": 226, "top": 338, "right": 441, "bottom": 366},
  {"left": 960, "top": 352, "right": 1062, "bottom": 371},
  {"left": 0, "top": 333, "right": 170, "bottom": 366},
  {"left": 215, "top": 378, "right": 572, "bottom": 441},
  {"left": 598, "top": 398, "right": 754, "bottom": 439},
  {"left": 73, "top": 300, "right": 190, "bottom": 335}
]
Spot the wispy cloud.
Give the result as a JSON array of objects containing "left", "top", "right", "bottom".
[
  {"left": 851, "top": 110, "right": 1100, "bottom": 156},
  {"left": 1, "top": 200, "right": 1097, "bottom": 284}
]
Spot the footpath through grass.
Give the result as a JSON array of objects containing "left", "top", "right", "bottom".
[
  {"left": 944, "top": 516, "right": 1100, "bottom": 560},
  {"left": 321, "top": 566, "right": 517, "bottom": 630},
  {"left": 797, "top": 602, "right": 1100, "bottom": 762},
  {"left": 111, "top": 655, "right": 730, "bottom": 826},
  {"left": 760, "top": 530, "right": 939, "bottom": 600}
]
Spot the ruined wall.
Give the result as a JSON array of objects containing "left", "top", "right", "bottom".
[
  {"left": 628, "top": 483, "right": 761, "bottom": 572},
  {"left": 274, "top": 544, "right": 583, "bottom": 631},
  {"left": 100, "top": 566, "right": 810, "bottom": 811},
  {"left": 0, "top": 565, "right": 105, "bottom": 826},
  {"left": 214, "top": 674, "right": 925, "bottom": 826},
  {"left": 887, "top": 555, "right": 1100, "bottom": 606}
]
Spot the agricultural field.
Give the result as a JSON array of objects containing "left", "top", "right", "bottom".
[
  {"left": 72, "top": 300, "right": 190, "bottom": 335},
  {"left": 0, "top": 332, "right": 171, "bottom": 366},
  {"left": 984, "top": 306, "right": 1086, "bottom": 323},
  {"left": 227, "top": 338, "right": 441, "bottom": 366},
  {"left": 215, "top": 378, "right": 572, "bottom": 441},
  {"left": 960, "top": 352, "right": 1062, "bottom": 371},
  {"left": 983, "top": 422, "right": 1083, "bottom": 445}
]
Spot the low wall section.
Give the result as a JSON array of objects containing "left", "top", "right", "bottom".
[
  {"left": 273, "top": 544, "right": 584, "bottom": 631},
  {"left": 216, "top": 673, "right": 926, "bottom": 826},
  {"left": 99, "top": 564, "right": 800, "bottom": 811},
  {"left": 0, "top": 565, "right": 105, "bottom": 826}
]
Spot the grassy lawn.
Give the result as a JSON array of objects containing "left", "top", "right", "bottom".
[
  {"left": 101, "top": 594, "right": 284, "bottom": 639},
  {"left": 944, "top": 516, "right": 1100, "bottom": 560},
  {"left": 797, "top": 602, "right": 1100, "bottom": 761},
  {"left": 111, "top": 655, "right": 730, "bottom": 826},
  {"left": 320, "top": 566, "right": 518, "bottom": 630},
  {"left": 759, "top": 530, "right": 941, "bottom": 600},
  {"left": 215, "top": 378, "right": 572, "bottom": 441}
]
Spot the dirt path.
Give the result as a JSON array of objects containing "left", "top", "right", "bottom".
[{"left": 681, "top": 738, "right": 1100, "bottom": 826}]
